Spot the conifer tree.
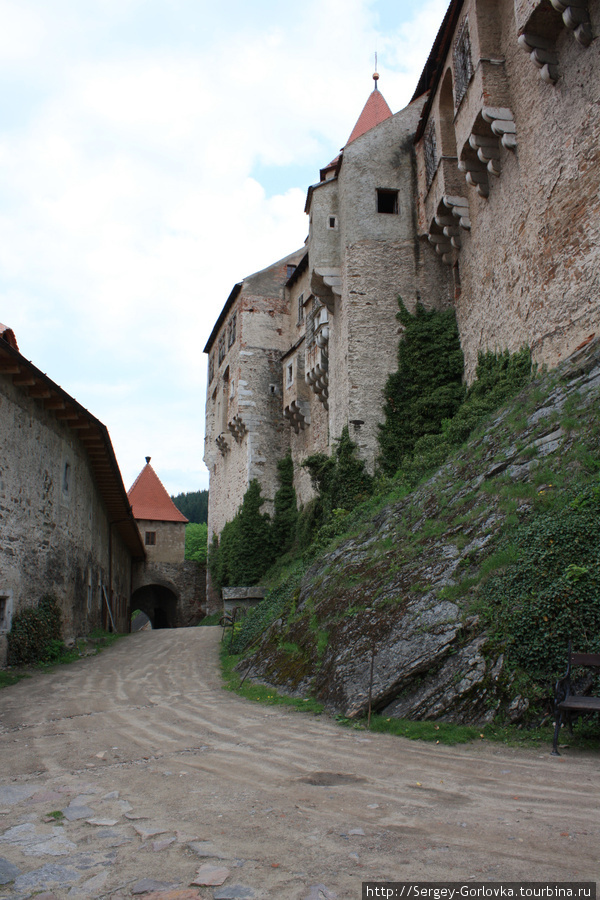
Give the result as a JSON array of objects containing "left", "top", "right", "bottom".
[{"left": 228, "top": 480, "right": 273, "bottom": 585}]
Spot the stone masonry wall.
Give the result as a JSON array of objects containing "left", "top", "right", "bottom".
[
  {"left": 416, "top": 0, "right": 600, "bottom": 380},
  {"left": 136, "top": 519, "right": 185, "bottom": 564},
  {"left": 331, "top": 98, "right": 453, "bottom": 470},
  {"left": 0, "top": 375, "right": 132, "bottom": 664},
  {"left": 205, "top": 252, "right": 304, "bottom": 541}
]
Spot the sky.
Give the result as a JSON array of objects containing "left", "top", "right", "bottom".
[{"left": 0, "top": 0, "right": 449, "bottom": 495}]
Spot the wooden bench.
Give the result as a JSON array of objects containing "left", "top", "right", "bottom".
[{"left": 552, "top": 642, "right": 600, "bottom": 755}]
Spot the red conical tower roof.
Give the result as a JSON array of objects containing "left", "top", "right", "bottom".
[
  {"left": 128, "top": 458, "right": 188, "bottom": 523},
  {"left": 346, "top": 75, "right": 393, "bottom": 145}
]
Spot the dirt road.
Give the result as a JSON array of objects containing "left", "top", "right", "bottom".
[{"left": 0, "top": 627, "right": 598, "bottom": 899}]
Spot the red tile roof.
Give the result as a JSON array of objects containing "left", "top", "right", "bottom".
[
  {"left": 128, "top": 460, "right": 188, "bottom": 523},
  {"left": 346, "top": 87, "right": 393, "bottom": 145}
]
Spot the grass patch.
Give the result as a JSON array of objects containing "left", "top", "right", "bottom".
[
  {"left": 198, "top": 611, "right": 222, "bottom": 626},
  {"left": 220, "top": 646, "right": 323, "bottom": 715},
  {"left": 340, "top": 714, "right": 600, "bottom": 752},
  {"left": 0, "top": 670, "right": 29, "bottom": 689},
  {"left": 47, "top": 810, "right": 64, "bottom": 821}
]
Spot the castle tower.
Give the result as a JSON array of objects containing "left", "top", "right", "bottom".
[{"left": 128, "top": 457, "right": 188, "bottom": 563}]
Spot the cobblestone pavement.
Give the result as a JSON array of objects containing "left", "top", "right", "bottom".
[{"left": 0, "top": 628, "right": 598, "bottom": 899}]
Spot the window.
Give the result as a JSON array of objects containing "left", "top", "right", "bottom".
[
  {"left": 218, "top": 335, "right": 226, "bottom": 365},
  {"left": 227, "top": 313, "right": 237, "bottom": 348},
  {"left": 424, "top": 120, "right": 438, "bottom": 189},
  {"left": 286, "top": 264, "right": 297, "bottom": 278},
  {"left": 377, "top": 189, "right": 399, "bottom": 214},
  {"left": 0, "top": 595, "right": 11, "bottom": 632},
  {"left": 286, "top": 363, "right": 294, "bottom": 388},
  {"left": 328, "top": 216, "right": 337, "bottom": 229},
  {"left": 208, "top": 353, "right": 215, "bottom": 384},
  {"left": 145, "top": 531, "right": 156, "bottom": 546},
  {"left": 297, "top": 293, "right": 304, "bottom": 324},
  {"left": 453, "top": 17, "right": 473, "bottom": 108},
  {"left": 63, "top": 462, "right": 71, "bottom": 493}
]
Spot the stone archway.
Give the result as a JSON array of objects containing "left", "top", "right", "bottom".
[{"left": 130, "top": 583, "right": 178, "bottom": 630}]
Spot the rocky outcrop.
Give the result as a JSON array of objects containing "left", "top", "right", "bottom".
[{"left": 241, "top": 337, "right": 600, "bottom": 724}]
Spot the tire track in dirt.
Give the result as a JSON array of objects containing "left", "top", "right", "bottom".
[{"left": 0, "top": 627, "right": 598, "bottom": 898}]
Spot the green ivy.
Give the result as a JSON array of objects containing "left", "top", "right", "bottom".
[
  {"left": 302, "top": 426, "right": 373, "bottom": 523},
  {"left": 271, "top": 454, "right": 298, "bottom": 556},
  {"left": 398, "top": 347, "right": 532, "bottom": 485},
  {"left": 7, "top": 595, "right": 63, "bottom": 666},
  {"left": 481, "top": 481, "right": 600, "bottom": 680},
  {"left": 377, "top": 299, "right": 465, "bottom": 475}
]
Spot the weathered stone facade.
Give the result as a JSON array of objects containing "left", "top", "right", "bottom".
[
  {"left": 414, "top": 0, "right": 600, "bottom": 379},
  {"left": 0, "top": 327, "right": 144, "bottom": 664},
  {"left": 204, "top": 0, "right": 600, "bottom": 554},
  {"left": 203, "top": 250, "right": 305, "bottom": 540}
]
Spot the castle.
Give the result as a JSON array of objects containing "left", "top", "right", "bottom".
[{"left": 204, "top": 0, "right": 599, "bottom": 577}]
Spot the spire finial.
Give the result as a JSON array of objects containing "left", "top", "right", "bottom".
[
  {"left": 145, "top": 456, "right": 151, "bottom": 465},
  {"left": 373, "top": 52, "right": 379, "bottom": 90}
]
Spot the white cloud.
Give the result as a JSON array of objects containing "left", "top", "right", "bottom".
[{"left": 0, "top": 0, "right": 449, "bottom": 493}]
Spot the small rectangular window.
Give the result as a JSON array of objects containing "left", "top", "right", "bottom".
[
  {"left": 328, "top": 216, "right": 337, "bottom": 229},
  {"left": 377, "top": 189, "right": 399, "bottom": 214},
  {"left": 0, "top": 597, "right": 9, "bottom": 631},
  {"left": 286, "top": 264, "right": 297, "bottom": 278},
  {"left": 208, "top": 353, "right": 215, "bottom": 384},
  {"left": 218, "top": 335, "right": 226, "bottom": 364},
  {"left": 63, "top": 462, "right": 71, "bottom": 493},
  {"left": 286, "top": 363, "right": 294, "bottom": 388},
  {"left": 145, "top": 531, "right": 156, "bottom": 546},
  {"left": 297, "top": 293, "right": 304, "bottom": 324}
]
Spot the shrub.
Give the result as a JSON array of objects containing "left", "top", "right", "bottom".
[{"left": 7, "top": 595, "right": 63, "bottom": 666}]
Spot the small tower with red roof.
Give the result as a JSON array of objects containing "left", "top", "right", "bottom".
[{"left": 128, "top": 457, "right": 188, "bottom": 563}]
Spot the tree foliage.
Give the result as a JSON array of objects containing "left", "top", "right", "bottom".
[
  {"left": 377, "top": 299, "right": 465, "bottom": 475},
  {"left": 185, "top": 523, "right": 208, "bottom": 564},
  {"left": 208, "top": 479, "right": 274, "bottom": 590},
  {"left": 171, "top": 490, "right": 208, "bottom": 524}
]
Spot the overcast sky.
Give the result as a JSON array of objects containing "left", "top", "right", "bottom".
[{"left": 0, "top": 0, "right": 448, "bottom": 495}]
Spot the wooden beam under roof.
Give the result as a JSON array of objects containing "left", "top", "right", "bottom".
[
  {"left": 12, "top": 373, "right": 36, "bottom": 386},
  {"left": 28, "top": 385, "right": 53, "bottom": 399}
]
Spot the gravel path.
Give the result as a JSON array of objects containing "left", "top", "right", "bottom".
[{"left": 0, "top": 627, "right": 598, "bottom": 898}]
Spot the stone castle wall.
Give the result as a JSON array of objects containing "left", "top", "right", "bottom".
[
  {"left": 415, "top": 0, "right": 600, "bottom": 380},
  {"left": 0, "top": 375, "right": 132, "bottom": 663},
  {"left": 204, "top": 0, "right": 600, "bottom": 549}
]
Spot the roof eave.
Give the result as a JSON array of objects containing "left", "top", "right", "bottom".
[
  {"left": 203, "top": 283, "right": 243, "bottom": 355},
  {"left": 0, "top": 340, "right": 145, "bottom": 560}
]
